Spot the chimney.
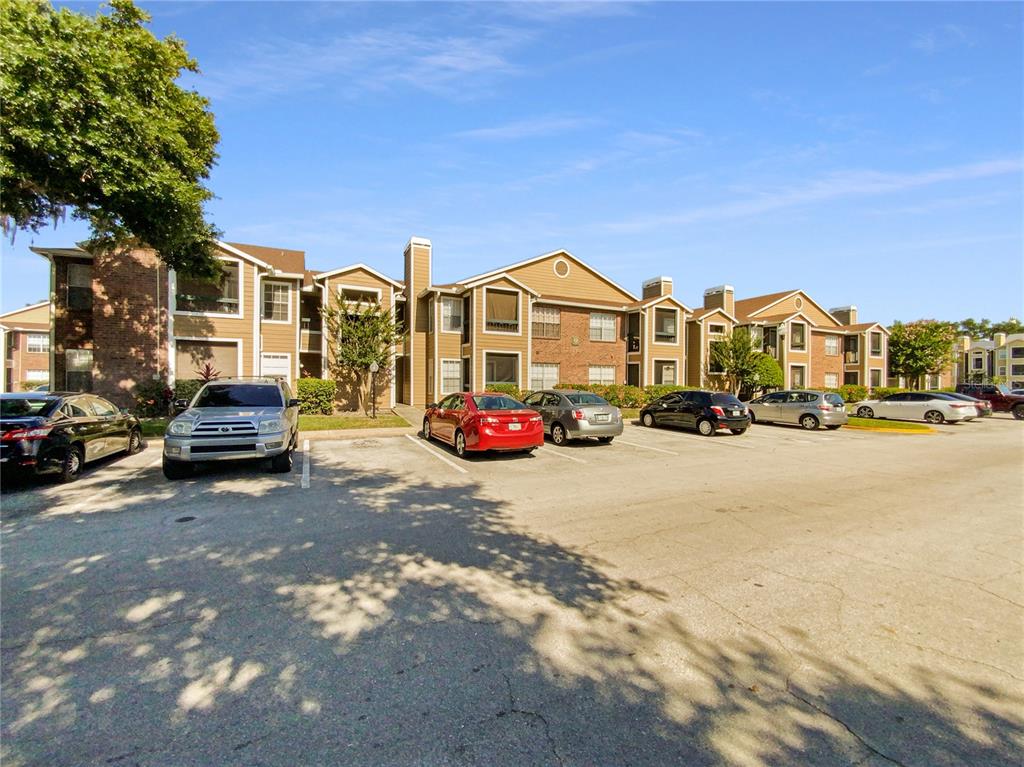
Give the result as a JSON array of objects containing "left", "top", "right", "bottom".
[
  {"left": 703, "top": 285, "right": 734, "bottom": 316},
  {"left": 642, "top": 276, "right": 673, "bottom": 300},
  {"left": 830, "top": 305, "right": 857, "bottom": 326},
  {"left": 994, "top": 332, "right": 1007, "bottom": 347},
  {"left": 958, "top": 335, "right": 972, "bottom": 352}
]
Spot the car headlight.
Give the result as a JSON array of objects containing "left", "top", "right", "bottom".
[
  {"left": 168, "top": 421, "right": 192, "bottom": 436},
  {"left": 259, "top": 418, "right": 284, "bottom": 434}
]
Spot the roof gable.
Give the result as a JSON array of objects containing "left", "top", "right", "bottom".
[
  {"left": 225, "top": 242, "right": 305, "bottom": 274},
  {"left": 461, "top": 250, "right": 638, "bottom": 303}
]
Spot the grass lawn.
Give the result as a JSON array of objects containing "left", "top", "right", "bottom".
[
  {"left": 139, "top": 418, "right": 170, "bottom": 438},
  {"left": 846, "top": 416, "right": 931, "bottom": 431},
  {"left": 620, "top": 408, "right": 641, "bottom": 419},
  {"left": 138, "top": 412, "right": 409, "bottom": 438}
]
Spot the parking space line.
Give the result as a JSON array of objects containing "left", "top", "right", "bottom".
[
  {"left": 617, "top": 439, "right": 678, "bottom": 456},
  {"left": 404, "top": 434, "right": 469, "bottom": 474},
  {"left": 538, "top": 447, "right": 586, "bottom": 464},
  {"left": 301, "top": 439, "right": 310, "bottom": 488}
]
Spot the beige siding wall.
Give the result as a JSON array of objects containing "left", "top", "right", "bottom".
[
  {"left": 259, "top": 278, "right": 301, "bottom": 381},
  {"left": 645, "top": 300, "right": 687, "bottom": 386},
  {"left": 757, "top": 294, "right": 836, "bottom": 327},
  {"left": 473, "top": 284, "right": 528, "bottom": 390},
  {"left": 405, "top": 242, "right": 431, "bottom": 406},
  {"left": 505, "top": 254, "right": 633, "bottom": 304}
]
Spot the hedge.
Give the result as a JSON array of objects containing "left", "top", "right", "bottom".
[
  {"left": 131, "top": 379, "right": 174, "bottom": 417},
  {"left": 174, "top": 379, "right": 204, "bottom": 404},
  {"left": 485, "top": 383, "right": 523, "bottom": 401},
  {"left": 550, "top": 383, "right": 699, "bottom": 407},
  {"left": 296, "top": 377, "right": 337, "bottom": 415}
]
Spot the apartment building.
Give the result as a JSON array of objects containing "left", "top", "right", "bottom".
[
  {"left": 958, "top": 333, "right": 1024, "bottom": 389},
  {"left": 685, "top": 287, "right": 889, "bottom": 391},
  {"left": 0, "top": 301, "right": 51, "bottom": 392}
]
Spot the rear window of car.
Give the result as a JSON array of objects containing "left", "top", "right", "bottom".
[
  {"left": 473, "top": 395, "right": 525, "bottom": 410},
  {"left": 0, "top": 398, "right": 58, "bottom": 418},
  {"left": 824, "top": 393, "right": 845, "bottom": 407},
  {"left": 193, "top": 384, "right": 283, "bottom": 408},
  {"left": 711, "top": 393, "right": 743, "bottom": 406},
  {"left": 565, "top": 393, "right": 608, "bottom": 406}
]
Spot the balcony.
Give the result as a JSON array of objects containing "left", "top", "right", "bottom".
[
  {"left": 845, "top": 351, "right": 860, "bottom": 364},
  {"left": 485, "top": 319, "right": 519, "bottom": 333},
  {"left": 628, "top": 335, "right": 640, "bottom": 353}
]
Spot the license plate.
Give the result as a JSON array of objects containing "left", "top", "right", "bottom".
[
  {"left": 731, "top": 410, "right": 741, "bottom": 416},
  {"left": 593, "top": 414, "right": 609, "bottom": 422},
  {"left": 507, "top": 422, "right": 522, "bottom": 431}
]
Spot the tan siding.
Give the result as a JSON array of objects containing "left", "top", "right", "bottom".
[
  {"left": 2, "top": 303, "right": 50, "bottom": 325},
  {"left": 505, "top": 253, "right": 634, "bottom": 304},
  {"left": 756, "top": 293, "right": 836, "bottom": 327},
  {"left": 474, "top": 286, "right": 528, "bottom": 389}
]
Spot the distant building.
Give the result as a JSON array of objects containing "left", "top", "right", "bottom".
[{"left": 0, "top": 301, "right": 51, "bottom": 392}]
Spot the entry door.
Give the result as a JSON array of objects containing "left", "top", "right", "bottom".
[
  {"left": 261, "top": 353, "right": 291, "bottom": 378},
  {"left": 627, "top": 363, "right": 640, "bottom": 387}
]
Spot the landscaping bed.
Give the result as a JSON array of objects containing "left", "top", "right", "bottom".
[{"left": 138, "top": 412, "right": 410, "bottom": 438}]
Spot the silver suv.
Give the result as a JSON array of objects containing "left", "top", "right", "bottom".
[
  {"left": 163, "top": 378, "right": 300, "bottom": 480},
  {"left": 746, "top": 389, "right": 848, "bottom": 430}
]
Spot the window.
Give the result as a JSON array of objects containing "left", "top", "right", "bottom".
[
  {"left": 824, "top": 372, "right": 839, "bottom": 388},
  {"left": 589, "top": 312, "right": 616, "bottom": 342},
  {"left": 485, "top": 289, "right": 519, "bottom": 333},
  {"left": 870, "top": 369, "right": 882, "bottom": 387},
  {"left": 27, "top": 334, "right": 49, "bottom": 354},
  {"left": 844, "top": 371, "right": 859, "bottom": 385},
  {"left": 177, "top": 261, "right": 240, "bottom": 314},
  {"left": 25, "top": 369, "right": 48, "bottom": 382},
  {"left": 790, "top": 322, "right": 806, "bottom": 351},
  {"left": 440, "top": 297, "right": 463, "bottom": 333},
  {"left": 530, "top": 363, "right": 559, "bottom": 390},
  {"left": 708, "top": 323, "right": 725, "bottom": 336},
  {"left": 441, "top": 359, "right": 462, "bottom": 394},
  {"left": 1012, "top": 365, "right": 1024, "bottom": 377},
  {"left": 588, "top": 365, "right": 615, "bottom": 385},
  {"left": 973, "top": 356, "right": 984, "bottom": 370},
  {"left": 88, "top": 397, "right": 118, "bottom": 417},
  {"left": 262, "top": 282, "right": 291, "bottom": 322},
  {"left": 65, "top": 349, "right": 93, "bottom": 392},
  {"left": 340, "top": 287, "right": 379, "bottom": 305},
  {"left": 791, "top": 365, "right": 806, "bottom": 388},
  {"left": 762, "top": 327, "right": 778, "bottom": 356},
  {"left": 67, "top": 263, "right": 92, "bottom": 311},
  {"left": 870, "top": 332, "right": 883, "bottom": 356},
  {"left": 654, "top": 360, "right": 676, "bottom": 385},
  {"left": 485, "top": 352, "right": 518, "bottom": 386},
  {"left": 1012, "top": 347, "right": 1024, "bottom": 358},
  {"left": 655, "top": 308, "right": 677, "bottom": 343},
  {"left": 532, "top": 306, "right": 560, "bottom": 339},
  {"left": 824, "top": 336, "right": 839, "bottom": 356},
  {"left": 708, "top": 342, "right": 725, "bottom": 373}
]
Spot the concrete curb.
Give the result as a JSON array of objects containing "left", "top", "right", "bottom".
[{"left": 844, "top": 425, "right": 935, "bottom": 435}]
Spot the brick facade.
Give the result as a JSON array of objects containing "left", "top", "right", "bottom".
[
  {"left": 810, "top": 331, "right": 843, "bottom": 389},
  {"left": 52, "top": 256, "right": 94, "bottom": 393},
  {"left": 531, "top": 305, "right": 625, "bottom": 385}
]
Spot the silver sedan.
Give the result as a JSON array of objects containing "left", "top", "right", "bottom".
[{"left": 521, "top": 389, "right": 624, "bottom": 445}]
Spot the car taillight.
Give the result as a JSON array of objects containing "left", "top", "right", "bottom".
[
  {"left": 479, "top": 416, "right": 499, "bottom": 425},
  {"left": 573, "top": 409, "right": 586, "bottom": 421},
  {"left": 529, "top": 415, "right": 542, "bottom": 422},
  {"left": 710, "top": 406, "right": 725, "bottom": 416},
  {"left": 2, "top": 427, "right": 51, "bottom": 441},
  {"left": 817, "top": 404, "right": 834, "bottom": 411}
]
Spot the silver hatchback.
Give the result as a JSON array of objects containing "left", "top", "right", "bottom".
[
  {"left": 521, "top": 389, "right": 624, "bottom": 445},
  {"left": 746, "top": 390, "right": 848, "bottom": 430}
]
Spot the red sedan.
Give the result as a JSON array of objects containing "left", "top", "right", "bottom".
[{"left": 423, "top": 392, "right": 543, "bottom": 457}]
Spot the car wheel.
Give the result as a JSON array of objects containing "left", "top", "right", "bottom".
[
  {"left": 162, "top": 455, "right": 193, "bottom": 480},
  {"left": 597, "top": 436, "right": 613, "bottom": 444},
  {"left": 856, "top": 406, "right": 874, "bottom": 418},
  {"left": 729, "top": 428, "right": 747, "bottom": 435},
  {"left": 641, "top": 412, "right": 656, "bottom": 428},
  {"left": 454, "top": 430, "right": 467, "bottom": 458},
  {"left": 269, "top": 446, "right": 293, "bottom": 473},
  {"left": 1013, "top": 404, "right": 1024, "bottom": 420},
  {"left": 59, "top": 445, "right": 84, "bottom": 483},
  {"left": 551, "top": 423, "right": 567, "bottom": 445},
  {"left": 126, "top": 429, "right": 143, "bottom": 455},
  {"left": 748, "top": 411, "right": 757, "bottom": 423},
  {"left": 800, "top": 414, "right": 820, "bottom": 431},
  {"left": 697, "top": 418, "right": 715, "bottom": 437},
  {"left": 825, "top": 425, "right": 841, "bottom": 430},
  {"left": 924, "top": 410, "right": 945, "bottom": 424},
  {"left": 422, "top": 418, "right": 432, "bottom": 441}
]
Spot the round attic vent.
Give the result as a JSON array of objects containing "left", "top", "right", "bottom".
[
  {"left": 553, "top": 258, "right": 570, "bottom": 278},
  {"left": 795, "top": 297, "right": 804, "bottom": 309}
]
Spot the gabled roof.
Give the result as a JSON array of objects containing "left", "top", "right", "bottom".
[
  {"left": 840, "top": 322, "right": 890, "bottom": 335},
  {"left": 732, "top": 289, "right": 842, "bottom": 327},
  {"left": 627, "top": 294, "right": 693, "bottom": 314},
  {"left": 460, "top": 272, "right": 540, "bottom": 296},
  {"left": 459, "top": 249, "right": 638, "bottom": 302},
  {"left": 689, "top": 306, "right": 737, "bottom": 322},
  {"left": 30, "top": 246, "right": 92, "bottom": 260},
  {"left": 0, "top": 301, "right": 49, "bottom": 320},
  {"left": 225, "top": 242, "right": 305, "bottom": 274},
  {"left": 313, "top": 263, "right": 404, "bottom": 289}
]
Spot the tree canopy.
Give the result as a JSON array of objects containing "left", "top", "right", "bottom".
[
  {"left": 888, "top": 320, "right": 959, "bottom": 388},
  {"left": 322, "top": 297, "right": 403, "bottom": 414},
  {"left": 957, "top": 317, "right": 1024, "bottom": 340},
  {"left": 0, "top": 0, "right": 221, "bottom": 276},
  {"left": 709, "top": 328, "right": 781, "bottom": 397}
]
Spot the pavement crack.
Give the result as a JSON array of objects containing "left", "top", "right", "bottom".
[{"left": 503, "top": 672, "right": 564, "bottom": 767}]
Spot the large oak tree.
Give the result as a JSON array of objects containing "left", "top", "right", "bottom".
[{"left": 1, "top": 0, "right": 221, "bottom": 276}]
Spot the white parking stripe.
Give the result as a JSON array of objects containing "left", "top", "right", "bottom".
[
  {"left": 405, "top": 434, "right": 469, "bottom": 474},
  {"left": 538, "top": 447, "right": 586, "bottom": 464},
  {"left": 617, "top": 439, "right": 678, "bottom": 456},
  {"left": 301, "top": 439, "right": 310, "bottom": 488}
]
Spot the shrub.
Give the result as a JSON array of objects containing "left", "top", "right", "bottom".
[
  {"left": 174, "top": 378, "right": 203, "bottom": 404},
  {"left": 835, "top": 384, "right": 869, "bottom": 403},
  {"left": 486, "top": 383, "right": 523, "bottom": 401},
  {"left": 132, "top": 378, "right": 174, "bottom": 417},
  {"left": 296, "top": 377, "right": 337, "bottom": 415},
  {"left": 19, "top": 380, "right": 48, "bottom": 391}
]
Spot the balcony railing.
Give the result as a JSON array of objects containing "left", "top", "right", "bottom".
[
  {"left": 485, "top": 319, "right": 519, "bottom": 333},
  {"left": 628, "top": 335, "right": 640, "bottom": 352},
  {"left": 845, "top": 351, "right": 860, "bottom": 364}
]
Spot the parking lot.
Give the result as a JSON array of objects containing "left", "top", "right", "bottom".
[{"left": 2, "top": 415, "right": 1022, "bottom": 766}]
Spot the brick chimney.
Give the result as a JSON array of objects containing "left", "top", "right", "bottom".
[
  {"left": 642, "top": 276, "right": 673, "bottom": 300},
  {"left": 830, "top": 305, "right": 858, "bottom": 325},
  {"left": 703, "top": 285, "right": 734, "bottom": 316}
]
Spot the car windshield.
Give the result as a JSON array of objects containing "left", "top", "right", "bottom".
[
  {"left": 824, "top": 393, "right": 845, "bottom": 407},
  {"left": 711, "top": 393, "right": 743, "bottom": 406},
  {"left": 995, "top": 384, "right": 1011, "bottom": 394},
  {"left": 565, "top": 393, "right": 608, "bottom": 406},
  {"left": 472, "top": 395, "right": 525, "bottom": 410},
  {"left": 193, "top": 384, "right": 283, "bottom": 408},
  {"left": 0, "top": 398, "right": 58, "bottom": 418}
]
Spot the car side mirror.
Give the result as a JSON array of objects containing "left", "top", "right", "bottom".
[
  {"left": 287, "top": 398, "right": 299, "bottom": 408},
  {"left": 172, "top": 399, "right": 189, "bottom": 412}
]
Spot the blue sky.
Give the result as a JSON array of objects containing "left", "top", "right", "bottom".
[{"left": 3, "top": 1, "right": 1021, "bottom": 324}]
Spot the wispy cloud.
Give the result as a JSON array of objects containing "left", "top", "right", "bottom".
[
  {"left": 453, "top": 115, "right": 599, "bottom": 141},
  {"left": 912, "top": 24, "right": 976, "bottom": 54},
  {"left": 602, "top": 157, "right": 1023, "bottom": 233},
  {"left": 488, "top": 1, "right": 639, "bottom": 23},
  {"left": 912, "top": 76, "right": 973, "bottom": 104}
]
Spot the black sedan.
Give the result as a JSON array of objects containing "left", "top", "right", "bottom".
[
  {"left": 1, "top": 393, "right": 143, "bottom": 482},
  {"left": 640, "top": 390, "right": 750, "bottom": 436}
]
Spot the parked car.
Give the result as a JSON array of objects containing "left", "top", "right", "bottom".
[
  {"left": 163, "top": 378, "right": 300, "bottom": 479},
  {"left": 521, "top": 389, "right": 623, "bottom": 445},
  {"left": 31, "top": 384, "right": 49, "bottom": 392},
  {"left": 955, "top": 383, "right": 1024, "bottom": 419},
  {"left": 854, "top": 392, "right": 976, "bottom": 424},
  {"left": 1013, "top": 389, "right": 1024, "bottom": 396},
  {"left": 746, "top": 390, "right": 848, "bottom": 430},
  {"left": 640, "top": 390, "right": 749, "bottom": 436},
  {"left": 423, "top": 392, "right": 543, "bottom": 457},
  {"left": 942, "top": 391, "right": 992, "bottom": 417},
  {"left": 0, "top": 392, "right": 143, "bottom": 482}
]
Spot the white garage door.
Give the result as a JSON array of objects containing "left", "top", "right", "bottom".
[{"left": 260, "top": 352, "right": 291, "bottom": 378}]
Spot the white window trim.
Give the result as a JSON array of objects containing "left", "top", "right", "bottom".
[
  {"left": 869, "top": 331, "right": 884, "bottom": 357},
  {"left": 26, "top": 334, "right": 49, "bottom": 354},
  {"left": 337, "top": 283, "right": 383, "bottom": 306},
  {"left": 788, "top": 321, "right": 807, "bottom": 352},
  {"left": 440, "top": 358, "right": 462, "bottom": 395},
  {"left": 531, "top": 305, "right": 561, "bottom": 339},
  {"left": 25, "top": 369, "right": 49, "bottom": 382},
  {"left": 530, "top": 362, "right": 560, "bottom": 391},
  {"left": 440, "top": 296, "right": 463, "bottom": 335},
  {"left": 173, "top": 257, "right": 245, "bottom": 319},
  {"left": 482, "top": 349, "right": 522, "bottom": 387},
  {"left": 824, "top": 335, "right": 840, "bottom": 356},
  {"left": 868, "top": 367, "right": 884, "bottom": 388},
  {"left": 171, "top": 337, "right": 244, "bottom": 381},
  {"left": 652, "top": 357, "right": 678, "bottom": 385},
  {"left": 262, "top": 280, "right": 293, "bottom": 324},
  {"left": 652, "top": 306, "right": 680, "bottom": 346},
  {"left": 823, "top": 372, "right": 839, "bottom": 388},
  {"left": 589, "top": 311, "right": 617, "bottom": 343},
  {"left": 707, "top": 323, "right": 726, "bottom": 337},
  {"left": 588, "top": 365, "right": 616, "bottom": 386},
  {"left": 260, "top": 351, "right": 292, "bottom": 376},
  {"left": 552, "top": 257, "right": 571, "bottom": 279},
  {"left": 482, "top": 286, "right": 522, "bottom": 336},
  {"left": 789, "top": 363, "right": 807, "bottom": 389}
]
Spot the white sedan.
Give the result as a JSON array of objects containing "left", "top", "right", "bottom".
[{"left": 855, "top": 392, "right": 977, "bottom": 424}]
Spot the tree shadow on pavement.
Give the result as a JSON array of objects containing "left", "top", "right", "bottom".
[{"left": 2, "top": 463, "right": 1022, "bottom": 766}]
